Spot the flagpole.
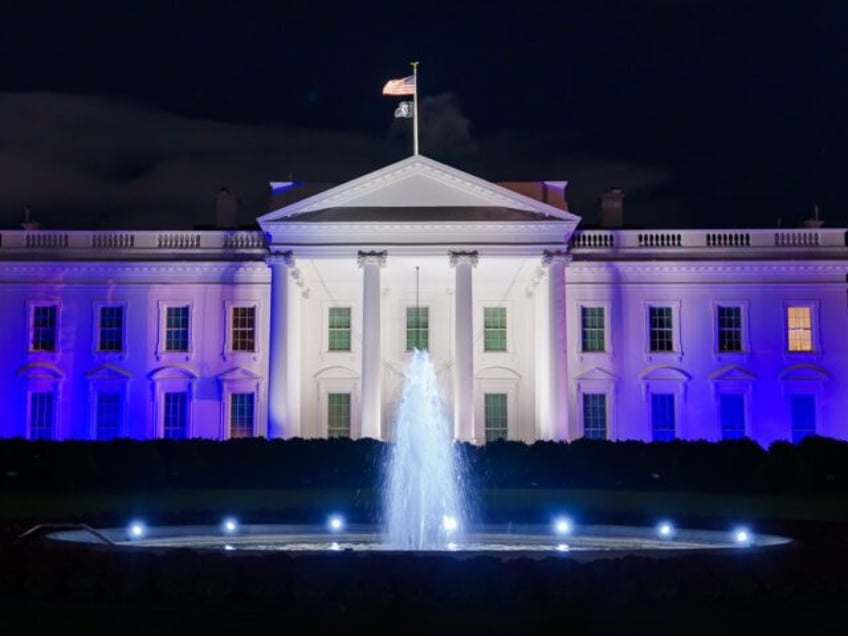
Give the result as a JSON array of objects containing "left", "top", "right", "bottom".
[{"left": 411, "top": 61, "right": 419, "bottom": 155}]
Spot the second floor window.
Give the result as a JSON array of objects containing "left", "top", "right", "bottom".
[
  {"left": 98, "top": 306, "right": 124, "bottom": 352},
  {"left": 581, "top": 307, "right": 606, "bottom": 352},
  {"left": 648, "top": 306, "right": 673, "bottom": 352},
  {"left": 787, "top": 306, "right": 813, "bottom": 352},
  {"left": 484, "top": 307, "right": 507, "bottom": 352},
  {"left": 717, "top": 306, "right": 742, "bottom": 352},
  {"left": 406, "top": 307, "right": 429, "bottom": 351},
  {"left": 328, "top": 307, "right": 351, "bottom": 351},
  {"left": 31, "top": 305, "right": 57, "bottom": 352},
  {"left": 165, "top": 306, "right": 190, "bottom": 352},
  {"left": 231, "top": 306, "right": 256, "bottom": 352}
]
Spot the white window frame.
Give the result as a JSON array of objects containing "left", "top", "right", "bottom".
[
  {"left": 576, "top": 301, "right": 612, "bottom": 358},
  {"left": 780, "top": 364, "right": 828, "bottom": 440},
  {"left": 576, "top": 383, "right": 616, "bottom": 441},
  {"left": 18, "top": 363, "right": 64, "bottom": 440},
  {"left": 641, "top": 367, "right": 689, "bottom": 440},
  {"left": 318, "top": 379, "right": 359, "bottom": 439},
  {"left": 481, "top": 305, "right": 509, "bottom": 353},
  {"left": 782, "top": 300, "right": 820, "bottom": 357},
  {"left": 156, "top": 300, "right": 194, "bottom": 361},
  {"left": 86, "top": 367, "right": 130, "bottom": 440},
  {"left": 27, "top": 300, "right": 61, "bottom": 358},
  {"left": 475, "top": 377, "right": 518, "bottom": 443},
  {"left": 224, "top": 300, "right": 261, "bottom": 359},
  {"left": 712, "top": 300, "right": 749, "bottom": 360},
  {"left": 322, "top": 302, "right": 356, "bottom": 356},
  {"left": 151, "top": 367, "right": 197, "bottom": 438},
  {"left": 643, "top": 300, "right": 682, "bottom": 362},
  {"left": 92, "top": 301, "right": 128, "bottom": 357},
  {"left": 219, "top": 372, "right": 262, "bottom": 439}
]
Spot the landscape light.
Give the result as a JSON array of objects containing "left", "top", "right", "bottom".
[
  {"left": 657, "top": 521, "right": 675, "bottom": 539},
  {"left": 327, "top": 514, "right": 345, "bottom": 532},
  {"left": 127, "top": 521, "right": 146, "bottom": 539},
  {"left": 221, "top": 516, "right": 239, "bottom": 534},
  {"left": 553, "top": 516, "right": 573, "bottom": 535},
  {"left": 733, "top": 527, "right": 752, "bottom": 546}
]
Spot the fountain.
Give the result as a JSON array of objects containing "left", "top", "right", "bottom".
[{"left": 382, "top": 349, "right": 469, "bottom": 550}]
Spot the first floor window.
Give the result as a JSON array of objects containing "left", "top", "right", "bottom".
[
  {"left": 230, "top": 393, "right": 255, "bottom": 438},
  {"left": 790, "top": 394, "right": 816, "bottom": 444},
  {"left": 327, "top": 393, "right": 351, "bottom": 438},
  {"left": 581, "top": 306, "right": 606, "bottom": 352},
  {"left": 406, "top": 306, "right": 429, "bottom": 351},
  {"left": 651, "top": 393, "right": 675, "bottom": 442},
  {"left": 648, "top": 306, "right": 673, "bottom": 352},
  {"left": 719, "top": 394, "right": 745, "bottom": 440},
  {"left": 30, "top": 391, "right": 54, "bottom": 440},
  {"left": 163, "top": 391, "right": 188, "bottom": 439},
  {"left": 787, "top": 306, "right": 813, "bottom": 352},
  {"left": 484, "top": 307, "right": 507, "bottom": 352},
  {"left": 328, "top": 307, "right": 351, "bottom": 351},
  {"left": 582, "top": 393, "right": 607, "bottom": 440},
  {"left": 98, "top": 305, "right": 124, "bottom": 352},
  {"left": 165, "top": 306, "right": 190, "bottom": 352},
  {"left": 717, "top": 306, "right": 742, "bottom": 352},
  {"left": 484, "top": 393, "right": 508, "bottom": 442},
  {"left": 31, "top": 305, "right": 58, "bottom": 352},
  {"left": 95, "top": 392, "right": 122, "bottom": 440},
  {"left": 231, "top": 306, "right": 256, "bottom": 352}
]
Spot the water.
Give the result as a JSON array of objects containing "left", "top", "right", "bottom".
[{"left": 382, "top": 349, "right": 470, "bottom": 550}]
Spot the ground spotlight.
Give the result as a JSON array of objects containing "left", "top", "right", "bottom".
[
  {"left": 221, "top": 516, "right": 239, "bottom": 535},
  {"left": 327, "top": 514, "right": 345, "bottom": 532},
  {"left": 733, "top": 526, "right": 752, "bottom": 546},
  {"left": 127, "top": 520, "right": 146, "bottom": 539},
  {"left": 657, "top": 520, "right": 675, "bottom": 539},
  {"left": 553, "top": 516, "right": 573, "bottom": 535}
]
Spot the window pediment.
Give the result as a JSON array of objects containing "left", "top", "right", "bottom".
[
  {"left": 779, "top": 364, "right": 829, "bottom": 383},
  {"left": 708, "top": 365, "right": 757, "bottom": 383},
  {"left": 148, "top": 365, "right": 200, "bottom": 381},
  {"left": 85, "top": 363, "right": 132, "bottom": 381},
  {"left": 17, "top": 363, "right": 64, "bottom": 380},
  {"left": 640, "top": 365, "right": 691, "bottom": 383}
]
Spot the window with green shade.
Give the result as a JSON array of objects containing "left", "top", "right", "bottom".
[
  {"left": 230, "top": 392, "right": 255, "bottom": 439},
  {"left": 717, "top": 306, "right": 742, "bottom": 352},
  {"left": 648, "top": 306, "right": 673, "bottom": 352},
  {"left": 582, "top": 393, "right": 607, "bottom": 439},
  {"left": 484, "top": 393, "right": 508, "bottom": 442},
  {"left": 484, "top": 307, "right": 507, "bottom": 352},
  {"left": 406, "top": 306, "right": 429, "bottom": 351},
  {"left": 581, "top": 306, "right": 605, "bottom": 352},
  {"left": 327, "top": 393, "right": 351, "bottom": 438},
  {"left": 165, "top": 306, "right": 190, "bottom": 352},
  {"left": 328, "top": 307, "right": 351, "bottom": 351}
]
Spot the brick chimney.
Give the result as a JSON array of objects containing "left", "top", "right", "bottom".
[
  {"left": 216, "top": 186, "right": 240, "bottom": 228},
  {"left": 599, "top": 188, "right": 624, "bottom": 228}
]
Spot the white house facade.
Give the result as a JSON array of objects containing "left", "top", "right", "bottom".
[{"left": 0, "top": 155, "right": 845, "bottom": 446}]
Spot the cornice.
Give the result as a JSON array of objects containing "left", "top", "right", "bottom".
[{"left": 0, "top": 261, "right": 272, "bottom": 284}]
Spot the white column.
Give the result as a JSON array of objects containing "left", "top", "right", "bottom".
[
  {"left": 544, "top": 250, "right": 571, "bottom": 440},
  {"left": 450, "top": 250, "right": 478, "bottom": 442},
  {"left": 266, "top": 251, "right": 294, "bottom": 439},
  {"left": 358, "top": 250, "right": 386, "bottom": 440}
]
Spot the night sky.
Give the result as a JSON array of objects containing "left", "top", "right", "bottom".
[{"left": 0, "top": 0, "right": 845, "bottom": 230}]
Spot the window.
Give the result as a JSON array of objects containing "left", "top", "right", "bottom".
[
  {"left": 328, "top": 307, "right": 351, "bottom": 351},
  {"left": 484, "top": 393, "right": 508, "bottom": 442},
  {"left": 31, "top": 305, "right": 57, "bottom": 352},
  {"left": 95, "top": 392, "right": 122, "bottom": 440},
  {"left": 327, "top": 393, "right": 351, "bottom": 438},
  {"left": 98, "top": 306, "right": 124, "bottom": 352},
  {"left": 719, "top": 394, "right": 745, "bottom": 440},
  {"left": 230, "top": 393, "right": 255, "bottom": 438},
  {"left": 651, "top": 393, "right": 675, "bottom": 442},
  {"left": 790, "top": 394, "right": 816, "bottom": 444},
  {"left": 484, "top": 307, "right": 507, "bottom": 352},
  {"left": 648, "top": 306, "right": 673, "bottom": 352},
  {"left": 406, "top": 307, "right": 429, "bottom": 351},
  {"left": 582, "top": 393, "right": 607, "bottom": 439},
  {"left": 231, "top": 306, "right": 256, "bottom": 352},
  {"left": 787, "top": 306, "right": 813, "bottom": 352},
  {"left": 29, "top": 391, "right": 55, "bottom": 440},
  {"left": 165, "top": 306, "right": 190, "bottom": 352},
  {"left": 717, "top": 306, "right": 742, "bottom": 352},
  {"left": 163, "top": 391, "right": 188, "bottom": 439},
  {"left": 581, "top": 307, "right": 606, "bottom": 352}
]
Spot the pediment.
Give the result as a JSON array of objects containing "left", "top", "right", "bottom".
[
  {"left": 148, "top": 364, "right": 200, "bottom": 381},
  {"left": 17, "top": 362, "right": 64, "bottom": 380},
  {"left": 84, "top": 363, "right": 132, "bottom": 381},
  {"left": 640, "top": 365, "right": 691, "bottom": 382},
  {"left": 259, "top": 155, "right": 579, "bottom": 224},
  {"left": 575, "top": 367, "right": 618, "bottom": 383},
  {"left": 218, "top": 367, "right": 262, "bottom": 382},
  {"left": 779, "top": 364, "right": 829, "bottom": 382},
  {"left": 708, "top": 365, "right": 758, "bottom": 382}
]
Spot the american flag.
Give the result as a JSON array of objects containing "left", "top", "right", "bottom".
[{"left": 382, "top": 75, "right": 416, "bottom": 96}]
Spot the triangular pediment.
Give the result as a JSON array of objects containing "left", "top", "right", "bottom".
[
  {"left": 640, "top": 365, "right": 691, "bottom": 382},
  {"left": 218, "top": 367, "right": 262, "bottom": 382},
  {"left": 708, "top": 365, "right": 757, "bottom": 382},
  {"left": 575, "top": 367, "right": 618, "bottom": 383},
  {"left": 259, "top": 154, "right": 579, "bottom": 224},
  {"left": 85, "top": 363, "right": 132, "bottom": 381},
  {"left": 148, "top": 364, "right": 200, "bottom": 381}
]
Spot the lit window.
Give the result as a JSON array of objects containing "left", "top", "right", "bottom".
[
  {"left": 163, "top": 391, "right": 188, "bottom": 439},
  {"left": 787, "top": 306, "right": 813, "bottom": 352},
  {"left": 582, "top": 393, "right": 607, "bottom": 439},
  {"left": 406, "top": 307, "right": 429, "bottom": 351},
  {"left": 484, "top": 393, "right": 508, "bottom": 442},
  {"left": 95, "top": 392, "right": 122, "bottom": 440},
  {"left": 327, "top": 393, "right": 351, "bottom": 438},
  {"left": 648, "top": 306, "right": 673, "bottom": 352},
  {"left": 165, "top": 306, "right": 190, "bottom": 352},
  {"left": 98, "top": 306, "right": 124, "bottom": 352},
  {"left": 719, "top": 394, "right": 745, "bottom": 440},
  {"left": 717, "top": 306, "right": 742, "bottom": 352},
  {"left": 230, "top": 393, "right": 255, "bottom": 438},
  {"left": 484, "top": 307, "right": 507, "bottom": 352},
  {"left": 29, "top": 391, "right": 55, "bottom": 440},
  {"left": 31, "top": 305, "right": 57, "bottom": 352},
  {"left": 328, "top": 307, "right": 351, "bottom": 351},
  {"left": 231, "top": 306, "right": 256, "bottom": 352},
  {"left": 581, "top": 307, "right": 605, "bottom": 352},
  {"left": 651, "top": 393, "right": 675, "bottom": 442},
  {"left": 790, "top": 394, "right": 816, "bottom": 444}
]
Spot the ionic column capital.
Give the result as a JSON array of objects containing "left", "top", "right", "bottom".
[
  {"left": 449, "top": 250, "right": 479, "bottom": 267},
  {"left": 542, "top": 249, "right": 572, "bottom": 266},
  {"left": 357, "top": 250, "right": 387, "bottom": 267},
  {"left": 265, "top": 250, "right": 294, "bottom": 267}
]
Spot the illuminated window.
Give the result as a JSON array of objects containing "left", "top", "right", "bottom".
[
  {"left": 327, "top": 393, "right": 351, "bottom": 438},
  {"left": 328, "top": 307, "right": 351, "bottom": 351},
  {"left": 719, "top": 394, "right": 745, "bottom": 440},
  {"left": 651, "top": 393, "right": 675, "bottom": 442},
  {"left": 406, "top": 307, "right": 429, "bottom": 351},
  {"left": 231, "top": 306, "right": 256, "bottom": 352},
  {"left": 165, "top": 306, "right": 190, "bottom": 352},
  {"left": 581, "top": 307, "right": 605, "bottom": 352},
  {"left": 790, "top": 394, "right": 816, "bottom": 444},
  {"left": 484, "top": 307, "right": 507, "bottom": 352},
  {"left": 484, "top": 393, "right": 508, "bottom": 442},
  {"left": 98, "top": 306, "right": 124, "bottom": 352},
  {"left": 717, "top": 306, "right": 742, "bottom": 352},
  {"left": 648, "top": 306, "right": 673, "bottom": 352},
  {"left": 582, "top": 393, "right": 607, "bottom": 439},
  {"left": 787, "top": 306, "right": 813, "bottom": 352},
  {"left": 31, "top": 305, "right": 57, "bottom": 352},
  {"left": 230, "top": 393, "right": 255, "bottom": 438},
  {"left": 29, "top": 391, "right": 55, "bottom": 440},
  {"left": 95, "top": 392, "right": 122, "bottom": 440},
  {"left": 163, "top": 391, "right": 189, "bottom": 439}
]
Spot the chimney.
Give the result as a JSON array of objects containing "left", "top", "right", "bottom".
[
  {"left": 20, "top": 205, "right": 41, "bottom": 230},
  {"left": 799, "top": 202, "right": 824, "bottom": 228},
  {"left": 216, "top": 186, "right": 240, "bottom": 228},
  {"left": 599, "top": 188, "right": 624, "bottom": 228}
]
